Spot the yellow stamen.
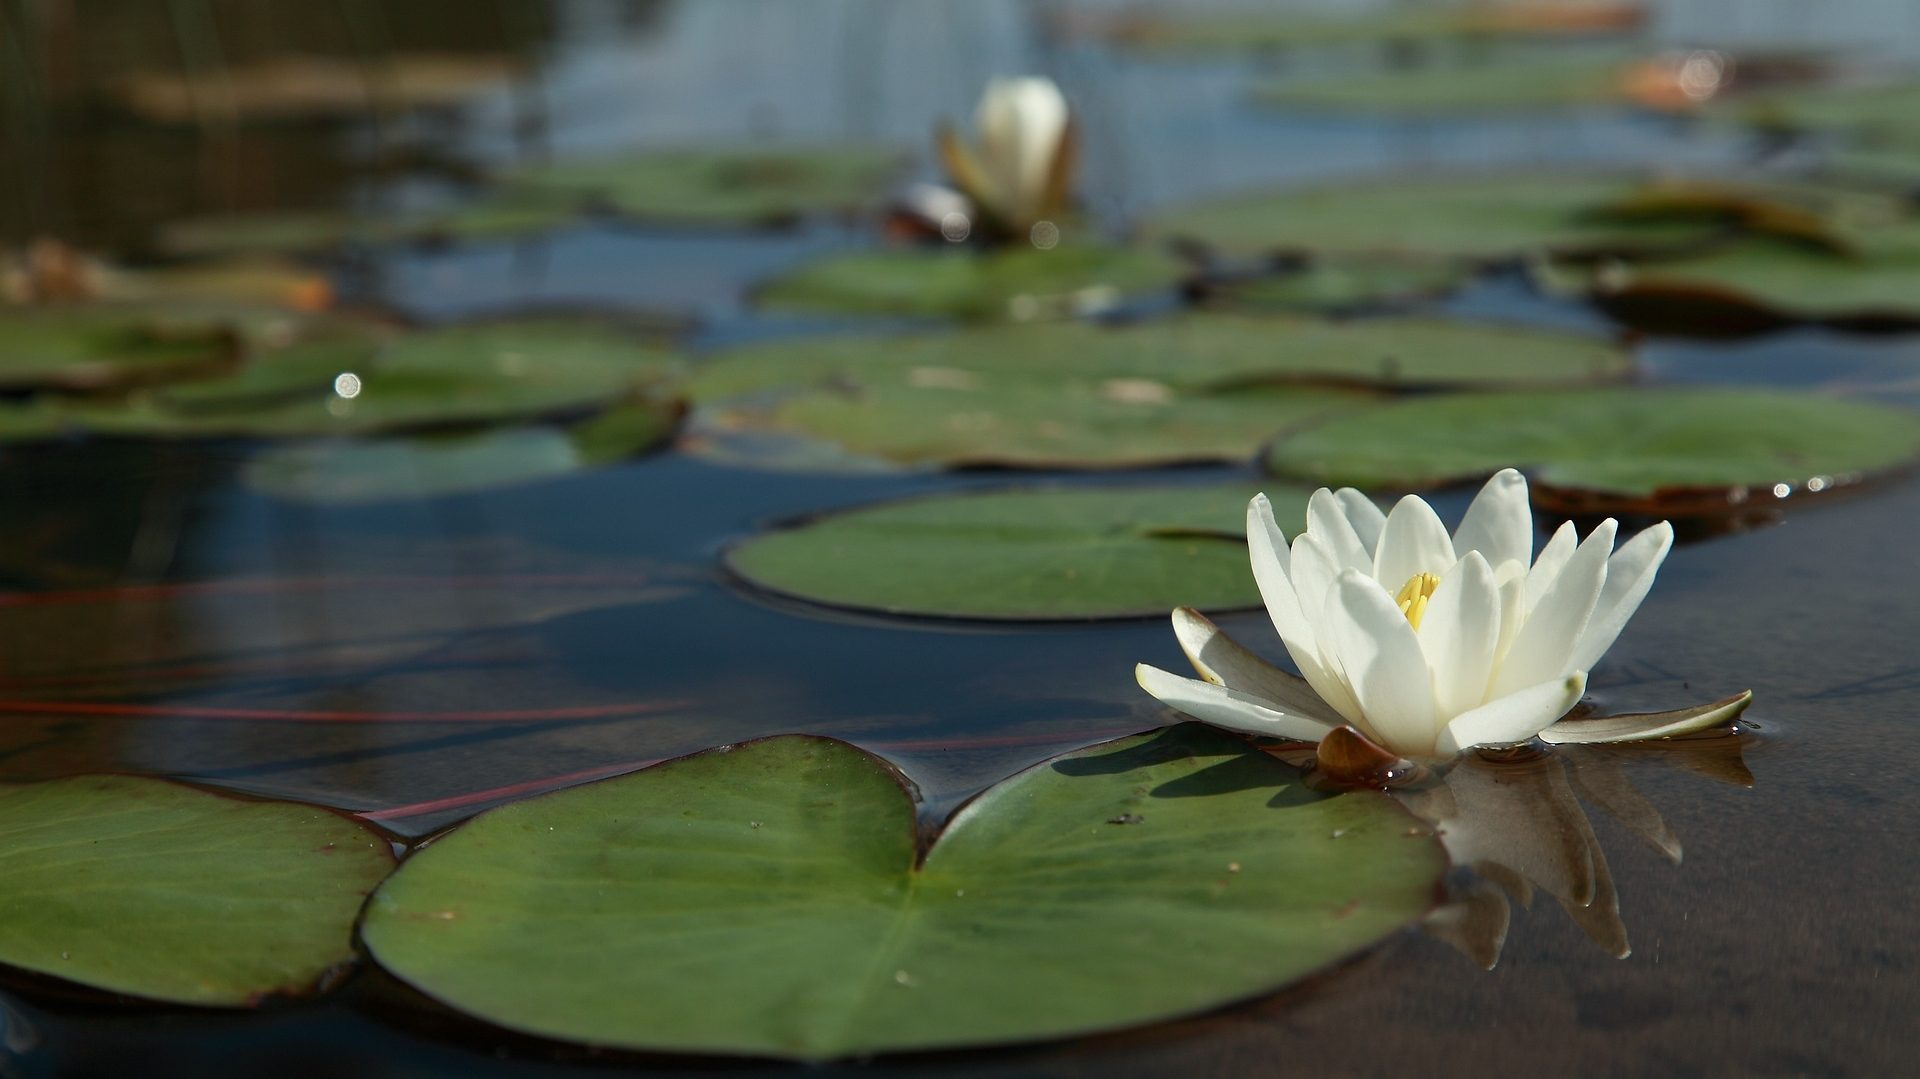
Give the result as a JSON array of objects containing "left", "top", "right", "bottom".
[{"left": 1395, "top": 572, "right": 1442, "bottom": 631}]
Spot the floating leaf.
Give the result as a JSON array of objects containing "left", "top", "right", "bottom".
[
  {"left": 1252, "top": 50, "right": 1641, "bottom": 114},
  {"left": 1557, "top": 232, "right": 1920, "bottom": 328},
  {"left": 1719, "top": 78, "right": 1920, "bottom": 145},
  {"left": 65, "top": 319, "right": 682, "bottom": 439},
  {"left": 242, "top": 404, "right": 678, "bottom": 504},
  {"left": 702, "top": 381, "right": 1365, "bottom": 471},
  {"left": 1213, "top": 258, "right": 1473, "bottom": 311},
  {"left": 1145, "top": 174, "right": 1720, "bottom": 261},
  {"left": 725, "top": 484, "right": 1302, "bottom": 619},
  {"left": 692, "top": 316, "right": 1631, "bottom": 399},
  {"left": 0, "top": 776, "right": 392, "bottom": 1005},
  {"left": 505, "top": 145, "right": 906, "bottom": 228},
  {"left": 1262, "top": 387, "right": 1920, "bottom": 509},
  {"left": 0, "top": 307, "right": 237, "bottom": 391},
  {"left": 755, "top": 243, "right": 1189, "bottom": 320},
  {"left": 362, "top": 728, "right": 1445, "bottom": 1058}
]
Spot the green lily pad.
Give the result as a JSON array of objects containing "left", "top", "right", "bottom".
[
  {"left": 1720, "top": 78, "right": 1920, "bottom": 145},
  {"left": 1262, "top": 387, "right": 1920, "bottom": 507},
  {"left": 0, "top": 775, "right": 393, "bottom": 1005},
  {"left": 693, "top": 316, "right": 1630, "bottom": 399},
  {"left": 65, "top": 319, "right": 683, "bottom": 439},
  {"left": 242, "top": 404, "right": 679, "bottom": 504},
  {"left": 504, "top": 145, "right": 906, "bottom": 228},
  {"left": 725, "top": 483, "right": 1301, "bottom": 620},
  {"left": 1563, "top": 232, "right": 1920, "bottom": 326},
  {"left": 1252, "top": 50, "right": 1639, "bottom": 114},
  {"left": 0, "top": 307, "right": 237, "bottom": 390},
  {"left": 705, "top": 381, "right": 1365, "bottom": 471},
  {"left": 362, "top": 728, "right": 1445, "bottom": 1058},
  {"left": 1214, "top": 257, "right": 1474, "bottom": 311},
  {"left": 755, "top": 243, "right": 1190, "bottom": 320},
  {"left": 1145, "top": 174, "right": 1719, "bottom": 261}
]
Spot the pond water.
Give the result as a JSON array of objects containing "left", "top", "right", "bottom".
[{"left": 2, "top": 0, "right": 1917, "bottom": 1074}]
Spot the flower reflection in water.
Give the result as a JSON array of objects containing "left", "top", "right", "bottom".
[{"left": 1406, "top": 730, "right": 1758, "bottom": 968}]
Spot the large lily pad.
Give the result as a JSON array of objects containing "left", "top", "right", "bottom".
[
  {"left": 1107, "top": 3, "right": 1642, "bottom": 50},
  {"left": 362, "top": 728, "right": 1445, "bottom": 1058},
  {"left": 755, "top": 244, "right": 1189, "bottom": 320},
  {"left": 725, "top": 483, "right": 1301, "bottom": 620},
  {"left": 504, "top": 145, "right": 905, "bottom": 228},
  {"left": 0, "top": 776, "right": 392, "bottom": 1005},
  {"left": 159, "top": 196, "right": 582, "bottom": 257},
  {"left": 242, "top": 404, "right": 678, "bottom": 504},
  {"left": 66, "top": 319, "right": 683, "bottom": 439},
  {"left": 1144, "top": 174, "right": 1719, "bottom": 261},
  {"left": 0, "top": 307, "right": 238, "bottom": 390},
  {"left": 694, "top": 316, "right": 1628, "bottom": 399},
  {"left": 1262, "top": 387, "right": 1920, "bottom": 507},
  {"left": 1214, "top": 257, "right": 1474, "bottom": 311},
  {"left": 1720, "top": 78, "right": 1920, "bottom": 145}
]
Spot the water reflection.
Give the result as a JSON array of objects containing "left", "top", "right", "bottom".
[{"left": 1407, "top": 732, "right": 1755, "bottom": 967}]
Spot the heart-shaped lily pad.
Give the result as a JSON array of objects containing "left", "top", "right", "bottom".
[
  {"left": 0, "top": 776, "right": 393, "bottom": 1005},
  {"left": 1262, "top": 387, "right": 1920, "bottom": 508},
  {"left": 66, "top": 319, "right": 683, "bottom": 439},
  {"left": 504, "top": 145, "right": 906, "bottom": 228},
  {"left": 725, "top": 483, "right": 1302, "bottom": 620},
  {"left": 242, "top": 404, "right": 678, "bottom": 504},
  {"left": 361, "top": 728, "right": 1445, "bottom": 1058},
  {"left": 0, "top": 307, "right": 238, "bottom": 390},
  {"left": 1145, "top": 174, "right": 1720, "bottom": 261},
  {"left": 754, "top": 243, "right": 1189, "bottom": 320}
]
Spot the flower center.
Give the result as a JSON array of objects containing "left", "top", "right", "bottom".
[{"left": 1394, "top": 572, "right": 1442, "bottom": 631}]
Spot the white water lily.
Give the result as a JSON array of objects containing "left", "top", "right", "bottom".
[
  {"left": 1137, "top": 468, "right": 1748, "bottom": 760},
  {"left": 936, "top": 76, "right": 1073, "bottom": 236}
]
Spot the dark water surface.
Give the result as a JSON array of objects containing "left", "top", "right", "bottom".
[{"left": 3, "top": 1, "right": 1917, "bottom": 1075}]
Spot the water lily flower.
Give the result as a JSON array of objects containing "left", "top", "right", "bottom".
[
  {"left": 1136, "top": 468, "right": 1750, "bottom": 760},
  {"left": 935, "top": 76, "right": 1075, "bottom": 238}
]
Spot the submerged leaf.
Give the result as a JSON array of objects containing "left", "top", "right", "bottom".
[
  {"left": 0, "top": 776, "right": 392, "bottom": 1005},
  {"left": 362, "top": 728, "right": 1445, "bottom": 1058}
]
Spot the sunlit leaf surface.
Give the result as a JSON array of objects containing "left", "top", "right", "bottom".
[
  {"left": 362, "top": 728, "right": 1445, "bottom": 1058},
  {"left": 1263, "top": 387, "right": 1920, "bottom": 506},
  {"left": 726, "top": 484, "right": 1301, "bottom": 619},
  {"left": 0, "top": 776, "right": 391, "bottom": 1005},
  {"left": 755, "top": 243, "right": 1189, "bottom": 319}
]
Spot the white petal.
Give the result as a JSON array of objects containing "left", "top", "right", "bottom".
[
  {"left": 1288, "top": 532, "right": 1341, "bottom": 629},
  {"left": 1334, "top": 488, "right": 1386, "bottom": 552},
  {"left": 1322, "top": 570, "right": 1440, "bottom": 757},
  {"left": 1247, "top": 494, "right": 1318, "bottom": 661},
  {"left": 1438, "top": 672, "right": 1588, "bottom": 755},
  {"left": 1491, "top": 520, "right": 1615, "bottom": 697},
  {"left": 1307, "top": 488, "right": 1373, "bottom": 575},
  {"left": 1566, "top": 521, "right": 1673, "bottom": 673},
  {"left": 1169, "top": 607, "right": 1346, "bottom": 725},
  {"left": 1492, "top": 558, "right": 1529, "bottom": 667},
  {"left": 1135, "top": 663, "right": 1339, "bottom": 742},
  {"left": 1420, "top": 551, "right": 1503, "bottom": 719},
  {"left": 1525, "top": 520, "right": 1579, "bottom": 617},
  {"left": 1540, "top": 689, "right": 1751, "bottom": 745},
  {"left": 1373, "top": 494, "right": 1457, "bottom": 589},
  {"left": 1449, "top": 468, "right": 1533, "bottom": 571},
  {"left": 974, "top": 76, "right": 1067, "bottom": 223}
]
